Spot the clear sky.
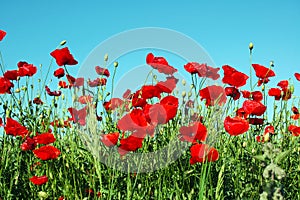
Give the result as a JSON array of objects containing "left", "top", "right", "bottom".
[{"left": 1, "top": 0, "right": 300, "bottom": 94}]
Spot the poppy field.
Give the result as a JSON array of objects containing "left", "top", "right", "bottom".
[{"left": 0, "top": 30, "right": 299, "bottom": 200}]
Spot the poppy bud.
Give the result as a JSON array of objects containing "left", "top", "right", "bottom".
[
  {"left": 290, "top": 85, "right": 294, "bottom": 94},
  {"left": 182, "top": 79, "right": 186, "bottom": 86},
  {"left": 113, "top": 61, "right": 118, "bottom": 67},
  {"left": 182, "top": 91, "right": 186, "bottom": 97},
  {"left": 15, "top": 88, "right": 20, "bottom": 93},
  {"left": 188, "top": 92, "right": 192, "bottom": 97},
  {"left": 38, "top": 191, "right": 48, "bottom": 199},
  {"left": 270, "top": 60, "right": 274, "bottom": 67},
  {"left": 252, "top": 148, "right": 255, "bottom": 153},
  {"left": 242, "top": 142, "right": 247, "bottom": 148},
  {"left": 60, "top": 40, "right": 67, "bottom": 46},
  {"left": 21, "top": 86, "right": 27, "bottom": 91},
  {"left": 61, "top": 94, "right": 65, "bottom": 100},
  {"left": 104, "top": 53, "right": 108, "bottom": 61},
  {"left": 261, "top": 85, "right": 265, "bottom": 91},
  {"left": 249, "top": 42, "right": 254, "bottom": 51},
  {"left": 153, "top": 75, "right": 157, "bottom": 80}
]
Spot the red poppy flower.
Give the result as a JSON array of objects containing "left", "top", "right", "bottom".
[
  {"left": 184, "top": 62, "right": 220, "bottom": 80},
  {"left": 29, "top": 175, "right": 48, "bottom": 185},
  {"left": 78, "top": 95, "right": 93, "bottom": 104},
  {"left": 101, "top": 132, "right": 119, "bottom": 147},
  {"left": 143, "top": 103, "right": 167, "bottom": 125},
  {"left": 225, "top": 87, "right": 241, "bottom": 100},
  {"left": 33, "top": 97, "right": 43, "bottom": 105},
  {"left": 66, "top": 74, "right": 76, "bottom": 85},
  {"left": 156, "top": 76, "right": 178, "bottom": 94},
  {"left": 88, "top": 78, "right": 107, "bottom": 87},
  {"left": 268, "top": 88, "right": 281, "bottom": 100},
  {"left": 95, "top": 66, "right": 110, "bottom": 77},
  {"left": 17, "top": 62, "right": 37, "bottom": 77},
  {"left": 74, "top": 77, "right": 84, "bottom": 87},
  {"left": 33, "top": 145, "right": 61, "bottom": 160},
  {"left": 103, "top": 98, "right": 123, "bottom": 111},
  {"left": 21, "top": 137, "right": 37, "bottom": 151},
  {"left": 222, "top": 65, "right": 248, "bottom": 88},
  {"left": 179, "top": 122, "right": 207, "bottom": 143},
  {"left": 159, "top": 95, "right": 179, "bottom": 123},
  {"left": 146, "top": 53, "right": 177, "bottom": 75},
  {"left": 242, "top": 100, "right": 266, "bottom": 116},
  {"left": 241, "top": 90, "right": 251, "bottom": 98},
  {"left": 117, "top": 109, "right": 148, "bottom": 132},
  {"left": 277, "top": 80, "right": 289, "bottom": 91},
  {"left": 50, "top": 47, "right": 78, "bottom": 66},
  {"left": 131, "top": 92, "right": 147, "bottom": 108},
  {"left": 251, "top": 91, "right": 263, "bottom": 102},
  {"left": 54, "top": 68, "right": 65, "bottom": 78},
  {"left": 0, "top": 77, "right": 14, "bottom": 94},
  {"left": 224, "top": 116, "right": 249, "bottom": 136},
  {"left": 34, "top": 133, "right": 56, "bottom": 145},
  {"left": 58, "top": 80, "right": 69, "bottom": 88},
  {"left": 294, "top": 73, "right": 300, "bottom": 81},
  {"left": 118, "top": 135, "right": 144, "bottom": 156},
  {"left": 0, "top": 118, "right": 2, "bottom": 127},
  {"left": 291, "top": 106, "right": 300, "bottom": 120},
  {"left": 45, "top": 86, "right": 61, "bottom": 96},
  {"left": 0, "top": 30, "right": 6, "bottom": 41},
  {"left": 252, "top": 64, "right": 275, "bottom": 79},
  {"left": 199, "top": 85, "right": 227, "bottom": 106},
  {"left": 4, "top": 70, "right": 19, "bottom": 81},
  {"left": 4, "top": 118, "right": 28, "bottom": 137},
  {"left": 288, "top": 125, "right": 300, "bottom": 136},
  {"left": 189, "top": 143, "right": 219, "bottom": 164},
  {"left": 68, "top": 107, "right": 87, "bottom": 126},
  {"left": 140, "top": 85, "right": 161, "bottom": 99}
]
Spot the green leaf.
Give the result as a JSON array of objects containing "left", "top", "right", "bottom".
[
  {"left": 274, "top": 150, "right": 291, "bottom": 164},
  {"left": 253, "top": 155, "right": 266, "bottom": 161}
]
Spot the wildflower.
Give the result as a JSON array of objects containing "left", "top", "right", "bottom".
[
  {"left": 0, "top": 30, "right": 6, "bottom": 41},
  {"left": 242, "top": 100, "right": 266, "bottom": 116},
  {"left": 68, "top": 107, "right": 87, "bottom": 126},
  {"left": 146, "top": 53, "right": 177, "bottom": 75},
  {"left": 179, "top": 122, "right": 207, "bottom": 143},
  {"left": 4, "top": 70, "right": 19, "bottom": 81},
  {"left": 95, "top": 66, "right": 110, "bottom": 77},
  {"left": 222, "top": 65, "right": 248, "bottom": 88},
  {"left": 29, "top": 175, "right": 48, "bottom": 185},
  {"left": 17, "top": 61, "right": 37, "bottom": 77},
  {"left": 0, "top": 77, "right": 14, "bottom": 94},
  {"left": 103, "top": 98, "right": 123, "bottom": 111},
  {"left": 199, "top": 85, "right": 227, "bottom": 106},
  {"left": 294, "top": 73, "right": 300, "bottom": 81},
  {"left": 78, "top": 95, "right": 93, "bottom": 104},
  {"left": 252, "top": 64, "right": 275, "bottom": 86},
  {"left": 34, "top": 133, "right": 56, "bottom": 145},
  {"left": 101, "top": 132, "right": 119, "bottom": 147},
  {"left": 88, "top": 78, "right": 107, "bottom": 87},
  {"left": 224, "top": 116, "right": 249, "bottom": 136},
  {"left": 21, "top": 137, "right": 37, "bottom": 151},
  {"left": 184, "top": 62, "right": 220, "bottom": 80},
  {"left": 225, "top": 87, "right": 241, "bottom": 100},
  {"left": 4, "top": 118, "right": 28, "bottom": 137},
  {"left": 33, "top": 146, "right": 61, "bottom": 160},
  {"left": 190, "top": 143, "right": 219, "bottom": 164},
  {"left": 53, "top": 68, "right": 65, "bottom": 78},
  {"left": 155, "top": 76, "right": 178, "bottom": 94},
  {"left": 45, "top": 86, "right": 61, "bottom": 96},
  {"left": 118, "top": 135, "right": 144, "bottom": 156},
  {"left": 50, "top": 47, "right": 78, "bottom": 66}
]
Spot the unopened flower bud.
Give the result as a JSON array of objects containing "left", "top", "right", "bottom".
[
  {"left": 188, "top": 92, "right": 192, "bottom": 97},
  {"left": 15, "top": 88, "right": 20, "bottom": 93},
  {"left": 270, "top": 60, "right": 274, "bottom": 67},
  {"left": 104, "top": 54, "right": 108, "bottom": 61},
  {"left": 38, "top": 191, "right": 48, "bottom": 199},
  {"left": 261, "top": 85, "right": 265, "bottom": 91},
  {"left": 182, "top": 79, "right": 186, "bottom": 86},
  {"left": 249, "top": 42, "right": 254, "bottom": 51},
  {"left": 60, "top": 40, "right": 67, "bottom": 46},
  {"left": 61, "top": 94, "right": 65, "bottom": 100},
  {"left": 182, "top": 91, "right": 186, "bottom": 97},
  {"left": 290, "top": 85, "right": 294, "bottom": 94},
  {"left": 113, "top": 61, "right": 118, "bottom": 67},
  {"left": 242, "top": 142, "right": 247, "bottom": 148}
]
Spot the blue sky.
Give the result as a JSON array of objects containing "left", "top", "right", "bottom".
[{"left": 1, "top": 0, "right": 300, "bottom": 94}]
